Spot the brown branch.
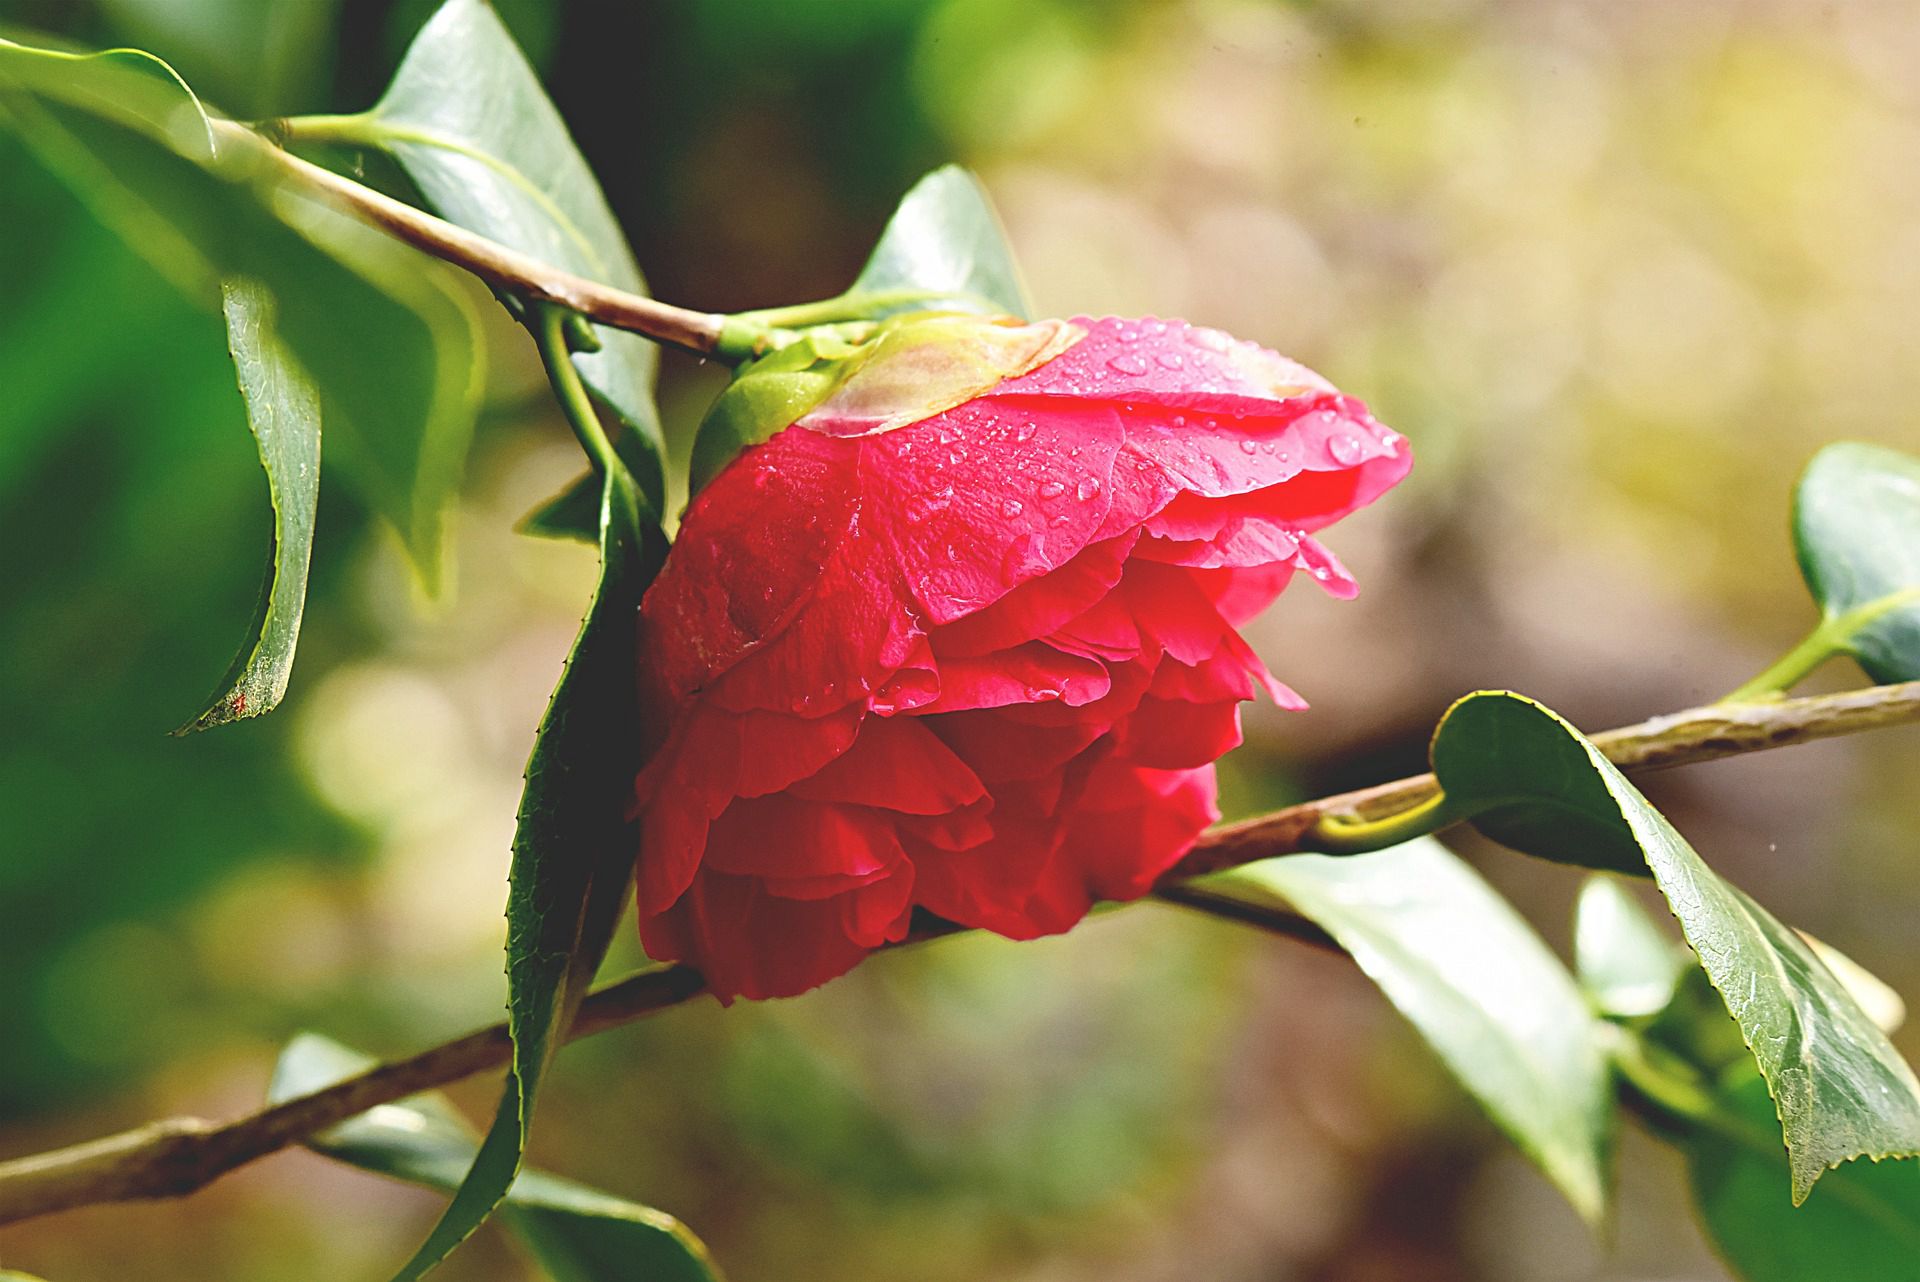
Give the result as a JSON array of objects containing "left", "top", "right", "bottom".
[
  {"left": 211, "top": 119, "right": 731, "bottom": 357},
  {"left": 1, "top": 679, "right": 1915, "bottom": 1225}
]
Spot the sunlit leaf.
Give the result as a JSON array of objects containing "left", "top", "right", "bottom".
[
  {"left": 1573, "top": 876, "right": 1685, "bottom": 1020},
  {"left": 1214, "top": 837, "right": 1612, "bottom": 1224},
  {"left": 850, "top": 165, "right": 1031, "bottom": 319},
  {"left": 1793, "top": 441, "right": 1920, "bottom": 684},
  {"left": 350, "top": 0, "right": 664, "bottom": 508},
  {"left": 0, "top": 35, "right": 484, "bottom": 591},
  {"left": 270, "top": 1035, "right": 721, "bottom": 1282},
  {"left": 1433, "top": 691, "right": 1920, "bottom": 1201},
  {"left": 175, "top": 280, "right": 321, "bottom": 730}
]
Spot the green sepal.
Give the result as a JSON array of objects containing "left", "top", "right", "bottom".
[
  {"left": 687, "top": 313, "right": 1082, "bottom": 497},
  {"left": 687, "top": 327, "right": 865, "bottom": 496}
]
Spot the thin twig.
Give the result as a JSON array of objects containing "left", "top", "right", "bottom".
[
  {"left": 213, "top": 119, "right": 730, "bottom": 357},
  {"left": 0, "top": 679, "right": 1915, "bottom": 1225}
]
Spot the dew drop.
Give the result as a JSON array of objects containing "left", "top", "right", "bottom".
[
  {"left": 1328, "top": 434, "right": 1365, "bottom": 465},
  {"left": 1015, "top": 422, "right": 1038, "bottom": 443},
  {"left": 1076, "top": 476, "right": 1101, "bottom": 501},
  {"left": 1107, "top": 354, "right": 1149, "bottom": 376},
  {"left": 1238, "top": 439, "right": 1259, "bottom": 454},
  {"left": 1001, "top": 498, "right": 1025, "bottom": 517},
  {"left": 1028, "top": 686, "right": 1063, "bottom": 702},
  {"left": 1155, "top": 351, "right": 1185, "bottom": 371},
  {"left": 1038, "top": 480, "right": 1068, "bottom": 499},
  {"left": 1170, "top": 415, "right": 1186, "bottom": 429},
  {"left": 1001, "top": 532, "right": 1040, "bottom": 579}
]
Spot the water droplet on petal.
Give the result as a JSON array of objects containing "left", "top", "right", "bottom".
[
  {"left": 1001, "top": 532, "right": 1042, "bottom": 579},
  {"left": 1015, "top": 422, "right": 1038, "bottom": 443},
  {"left": 1329, "top": 434, "right": 1365, "bottom": 465},
  {"left": 1077, "top": 476, "right": 1101, "bottom": 501},
  {"left": 1238, "top": 439, "right": 1259, "bottom": 454},
  {"left": 1028, "top": 686, "right": 1063, "bottom": 702},
  {"left": 1170, "top": 415, "right": 1186, "bottom": 429},
  {"left": 1001, "top": 498, "right": 1024, "bottom": 517},
  {"left": 1038, "top": 480, "right": 1068, "bottom": 499},
  {"left": 1107, "top": 354, "right": 1149, "bottom": 376},
  {"left": 1155, "top": 351, "right": 1185, "bottom": 371}
]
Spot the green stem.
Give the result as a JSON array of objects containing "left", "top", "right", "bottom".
[
  {"left": 273, "top": 112, "right": 375, "bottom": 147},
  {"left": 1724, "top": 587, "right": 1920, "bottom": 702},
  {"left": 732, "top": 287, "right": 994, "bottom": 331},
  {"left": 1307, "top": 790, "right": 1457, "bottom": 855},
  {"left": 531, "top": 303, "right": 617, "bottom": 478}
]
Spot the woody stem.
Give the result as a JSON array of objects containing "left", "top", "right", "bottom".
[{"left": 0, "top": 678, "right": 1915, "bottom": 1226}]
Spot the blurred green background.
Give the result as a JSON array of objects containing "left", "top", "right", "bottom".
[{"left": 3, "top": 0, "right": 1919, "bottom": 1278}]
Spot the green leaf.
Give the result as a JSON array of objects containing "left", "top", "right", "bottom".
[
  {"left": 1427, "top": 690, "right": 1647, "bottom": 874},
  {"left": 343, "top": 0, "right": 664, "bottom": 509},
  {"left": 390, "top": 372, "right": 665, "bottom": 1278},
  {"left": 1433, "top": 691, "right": 1920, "bottom": 1201},
  {"left": 1793, "top": 441, "right": 1920, "bottom": 684},
  {"left": 851, "top": 165, "right": 1031, "bottom": 319},
  {"left": 518, "top": 420, "right": 671, "bottom": 545},
  {"left": 1573, "top": 876, "right": 1686, "bottom": 1020},
  {"left": 0, "top": 35, "right": 484, "bottom": 593},
  {"left": 1683, "top": 1071, "right": 1920, "bottom": 1282},
  {"left": 269, "top": 1035, "right": 721, "bottom": 1282},
  {"left": 1214, "top": 838, "right": 1612, "bottom": 1225},
  {"left": 174, "top": 280, "right": 321, "bottom": 731}
]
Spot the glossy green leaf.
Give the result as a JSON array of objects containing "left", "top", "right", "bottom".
[
  {"left": 1793, "top": 441, "right": 1920, "bottom": 684},
  {"left": 1434, "top": 691, "right": 1920, "bottom": 1201},
  {"left": 345, "top": 0, "right": 664, "bottom": 509},
  {"left": 0, "top": 35, "right": 484, "bottom": 592},
  {"left": 1428, "top": 690, "right": 1646, "bottom": 874},
  {"left": 1215, "top": 838, "right": 1612, "bottom": 1225},
  {"left": 1684, "top": 1071, "right": 1920, "bottom": 1282},
  {"left": 1573, "top": 876, "right": 1686, "bottom": 1020},
  {"left": 391, "top": 383, "right": 664, "bottom": 1279},
  {"left": 174, "top": 280, "right": 321, "bottom": 731},
  {"left": 270, "top": 1035, "right": 721, "bottom": 1282},
  {"left": 850, "top": 165, "right": 1031, "bottom": 319}
]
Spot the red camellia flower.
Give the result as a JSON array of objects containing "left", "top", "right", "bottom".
[{"left": 633, "top": 315, "right": 1410, "bottom": 999}]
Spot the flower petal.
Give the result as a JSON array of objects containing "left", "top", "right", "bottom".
[{"left": 788, "top": 715, "right": 986, "bottom": 815}]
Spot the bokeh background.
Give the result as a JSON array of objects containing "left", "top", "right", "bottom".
[{"left": 4, "top": 0, "right": 1920, "bottom": 1278}]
